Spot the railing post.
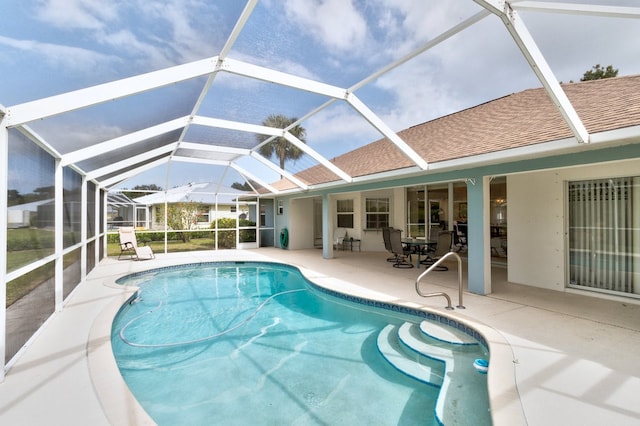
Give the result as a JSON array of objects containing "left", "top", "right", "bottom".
[{"left": 415, "top": 251, "right": 465, "bottom": 309}]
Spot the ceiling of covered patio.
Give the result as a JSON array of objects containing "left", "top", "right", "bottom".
[{"left": 1, "top": 1, "right": 639, "bottom": 196}]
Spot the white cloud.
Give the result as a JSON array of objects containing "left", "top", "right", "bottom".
[
  {"left": 34, "top": 0, "right": 118, "bottom": 30},
  {"left": 30, "top": 0, "right": 225, "bottom": 71},
  {"left": 284, "top": 0, "right": 368, "bottom": 51},
  {"left": 304, "top": 103, "right": 380, "bottom": 154},
  {"left": 0, "top": 35, "right": 113, "bottom": 72},
  {"left": 35, "top": 119, "right": 124, "bottom": 150},
  {"left": 375, "top": 61, "right": 464, "bottom": 131},
  {"left": 133, "top": 0, "right": 224, "bottom": 63}
]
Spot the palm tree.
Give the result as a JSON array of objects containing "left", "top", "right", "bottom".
[{"left": 257, "top": 114, "right": 307, "bottom": 172}]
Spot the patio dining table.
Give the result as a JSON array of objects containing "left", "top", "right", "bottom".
[{"left": 401, "top": 238, "right": 436, "bottom": 268}]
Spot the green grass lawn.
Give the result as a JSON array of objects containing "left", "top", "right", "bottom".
[
  {"left": 106, "top": 237, "right": 219, "bottom": 256},
  {"left": 6, "top": 229, "right": 233, "bottom": 307}
]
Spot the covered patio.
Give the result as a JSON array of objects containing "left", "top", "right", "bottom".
[{"left": 1, "top": 249, "right": 638, "bottom": 425}]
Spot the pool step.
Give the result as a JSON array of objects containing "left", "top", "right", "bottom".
[
  {"left": 376, "top": 324, "right": 445, "bottom": 387},
  {"left": 377, "top": 321, "right": 489, "bottom": 426},
  {"left": 419, "top": 320, "right": 479, "bottom": 350}
]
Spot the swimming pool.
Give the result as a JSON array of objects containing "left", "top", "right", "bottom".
[{"left": 112, "top": 262, "right": 490, "bottom": 425}]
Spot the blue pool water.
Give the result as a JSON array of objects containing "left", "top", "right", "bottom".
[{"left": 112, "top": 262, "right": 490, "bottom": 425}]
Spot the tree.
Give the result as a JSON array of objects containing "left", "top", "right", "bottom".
[
  {"left": 256, "top": 114, "right": 307, "bottom": 173},
  {"left": 122, "top": 184, "right": 162, "bottom": 199},
  {"left": 157, "top": 200, "right": 203, "bottom": 242},
  {"left": 231, "top": 181, "right": 254, "bottom": 191},
  {"left": 231, "top": 180, "right": 262, "bottom": 191},
  {"left": 581, "top": 64, "right": 618, "bottom": 81},
  {"left": 7, "top": 189, "right": 24, "bottom": 207}
]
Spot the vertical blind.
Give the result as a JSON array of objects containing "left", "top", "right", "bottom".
[{"left": 568, "top": 177, "right": 640, "bottom": 296}]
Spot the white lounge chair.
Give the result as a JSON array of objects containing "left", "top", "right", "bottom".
[{"left": 118, "top": 227, "right": 155, "bottom": 260}]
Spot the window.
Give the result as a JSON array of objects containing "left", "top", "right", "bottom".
[
  {"left": 365, "top": 198, "right": 389, "bottom": 229},
  {"left": 568, "top": 176, "right": 639, "bottom": 297},
  {"left": 337, "top": 199, "right": 354, "bottom": 228},
  {"left": 197, "top": 207, "right": 210, "bottom": 223}
]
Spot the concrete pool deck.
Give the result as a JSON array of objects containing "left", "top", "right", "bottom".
[{"left": 1, "top": 248, "right": 639, "bottom": 425}]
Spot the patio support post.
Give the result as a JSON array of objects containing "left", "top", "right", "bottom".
[
  {"left": 95, "top": 185, "right": 101, "bottom": 267},
  {"left": 54, "top": 158, "right": 63, "bottom": 311},
  {"left": 447, "top": 183, "right": 454, "bottom": 231},
  {"left": 466, "top": 176, "right": 492, "bottom": 295},
  {"left": 0, "top": 116, "right": 8, "bottom": 381},
  {"left": 102, "top": 190, "right": 108, "bottom": 259},
  {"left": 322, "top": 193, "right": 334, "bottom": 259},
  {"left": 80, "top": 175, "right": 87, "bottom": 283}
]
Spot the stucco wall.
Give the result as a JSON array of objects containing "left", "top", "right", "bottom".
[
  {"left": 288, "top": 197, "right": 315, "bottom": 250},
  {"left": 507, "top": 158, "right": 640, "bottom": 291},
  {"left": 359, "top": 188, "right": 400, "bottom": 252}
]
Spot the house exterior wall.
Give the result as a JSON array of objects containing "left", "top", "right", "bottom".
[
  {"left": 359, "top": 188, "right": 399, "bottom": 252},
  {"left": 288, "top": 197, "right": 315, "bottom": 250},
  {"left": 278, "top": 145, "right": 640, "bottom": 298},
  {"left": 508, "top": 158, "right": 640, "bottom": 291},
  {"left": 146, "top": 203, "right": 245, "bottom": 230}
]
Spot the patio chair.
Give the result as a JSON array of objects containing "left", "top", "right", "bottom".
[
  {"left": 389, "top": 229, "right": 413, "bottom": 268},
  {"left": 382, "top": 227, "right": 398, "bottom": 262},
  {"left": 453, "top": 221, "right": 467, "bottom": 252},
  {"left": 118, "top": 227, "right": 155, "bottom": 261},
  {"left": 491, "top": 236, "right": 507, "bottom": 257},
  {"left": 333, "top": 227, "right": 347, "bottom": 250},
  {"left": 421, "top": 231, "right": 453, "bottom": 271}
]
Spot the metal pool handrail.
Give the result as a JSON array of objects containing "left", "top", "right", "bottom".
[{"left": 415, "top": 251, "right": 465, "bottom": 309}]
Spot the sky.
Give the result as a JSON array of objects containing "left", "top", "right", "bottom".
[{"left": 1, "top": 0, "right": 639, "bottom": 192}]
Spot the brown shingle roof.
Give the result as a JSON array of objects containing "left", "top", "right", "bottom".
[{"left": 277, "top": 74, "right": 640, "bottom": 190}]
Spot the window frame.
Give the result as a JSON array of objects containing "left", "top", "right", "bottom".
[
  {"left": 365, "top": 197, "right": 390, "bottom": 229},
  {"left": 336, "top": 199, "right": 354, "bottom": 229}
]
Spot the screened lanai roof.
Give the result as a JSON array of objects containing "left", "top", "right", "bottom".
[{"left": 1, "top": 1, "right": 639, "bottom": 196}]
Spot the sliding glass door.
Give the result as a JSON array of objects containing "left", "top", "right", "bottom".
[{"left": 568, "top": 177, "right": 640, "bottom": 297}]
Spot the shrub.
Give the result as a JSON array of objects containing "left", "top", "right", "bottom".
[{"left": 211, "top": 218, "right": 256, "bottom": 248}]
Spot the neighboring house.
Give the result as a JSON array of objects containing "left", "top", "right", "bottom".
[
  {"left": 132, "top": 182, "right": 252, "bottom": 230},
  {"left": 7, "top": 199, "right": 53, "bottom": 228},
  {"left": 106, "top": 192, "right": 138, "bottom": 229},
  {"left": 272, "top": 75, "right": 640, "bottom": 301}
]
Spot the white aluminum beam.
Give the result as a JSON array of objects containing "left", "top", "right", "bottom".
[
  {"left": 189, "top": 115, "right": 330, "bottom": 187},
  {"left": 512, "top": 2, "right": 640, "bottom": 18},
  {"left": 171, "top": 156, "right": 279, "bottom": 193},
  {"left": 351, "top": 9, "right": 491, "bottom": 92},
  {"left": 6, "top": 58, "right": 218, "bottom": 126},
  {"left": 61, "top": 117, "right": 188, "bottom": 166},
  {"left": 171, "top": 156, "right": 230, "bottom": 166},
  {"left": 283, "top": 132, "right": 353, "bottom": 183},
  {"left": 185, "top": 0, "right": 260, "bottom": 137},
  {"left": 475, "top": 0, "right": 589, "bottom": 143},
  {"left": 221, "top": 57, "right": 348, "bottom": 99},
  {"left": 177, "top": 141, "right": 250, "bottom": 156},
  {"left": 100, "top": 157, "right": 169, "bottom": 188},
  {"left": 230, "top": 163, "right": 280, "bottom": 194},
  {"left": 229, "top": 163, "right": 279, "bottom": 194},
  {"left": 219, "top": 0, "right": 259, "bottom": 60},
  {"left": 347, "top": 93, "right": 429, "bottom": 169},
  {"left": 54, "top": 159, "right": 63, "bottom": 310},
  {"left": 16, "top": 124, "right": 64, "bottom": 160},
  {"left": 249, "top": 152, "right": 309, "bottom": 190},
  {"left": 85, "top": 143, "right": 178, "bottom": 180},
  {"left": 191, "top": 115, "right": 283, "bottom": 137}
]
